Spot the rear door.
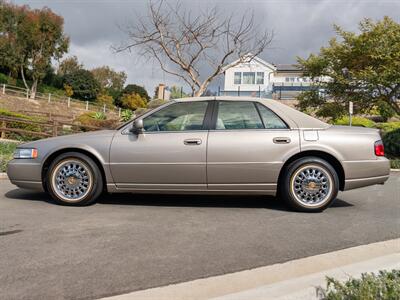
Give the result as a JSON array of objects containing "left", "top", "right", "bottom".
[{"left": 206, "top": 101, "right": 300, "bottom": 192}]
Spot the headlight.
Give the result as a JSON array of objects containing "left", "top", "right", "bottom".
[{"left": 13, "top": 148, "right": 38, "bottom": 159}]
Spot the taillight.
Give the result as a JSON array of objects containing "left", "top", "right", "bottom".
[{"left": 374, "top": 140, "right": 385, "bottom": 156}]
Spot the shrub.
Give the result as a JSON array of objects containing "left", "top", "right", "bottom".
[
  {"left": 332, "top": 116, "right": 376, "bottom": 128},
  {"left": 74, "top": 112, "right": 119, "bottom": 130},
  {"left": 93, "top": 112, "right": 106, "bottom": 120},
  {"left": 0, "top": 73, "right": 8, "bottom": 84},
  {"left": 376, "top": 101, "right": 396, "bottom": 122},
  {"left": 376, "top": 122, "right": 400, "bottom": 134},
  {"left": 120, "top": 110, "right": 133, "bottom": 122},
  {"left": 0, "top": 142, "right": 18, "bottom": 172},
  {"left": 96, "top": 93, "right": 114, "bottom": 108},
  {"left": 318, "top": 270, "right": 400, "bottom": 300},
  {"left": 383, "top": 128, "right": 400, "bottom": 158},
  {"left": 115, "top": 84, "right": 150, "bottom": 106},
  {"left": 390, "top": 159, "right": 400, "bottom": 169},
  {"left": 120, "top": 93, "right": 147, "bottom": 110}
]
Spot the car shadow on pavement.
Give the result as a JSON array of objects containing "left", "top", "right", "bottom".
[
  {"left": 97, "top": 194, "right": 353, "bottom": 210},
  {"left": 5, "top": 188, "right": 51, "bottom": 202},
  {"left": 4, "top": 188, "right": 353, "bottom": 211}
]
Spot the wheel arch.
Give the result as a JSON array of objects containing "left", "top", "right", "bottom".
[
  {"left": 41, "top": 148, "right": 107, "bottom": 192},
  {"left": 278, "top": 150, "right": 345, "bottom": 191}
]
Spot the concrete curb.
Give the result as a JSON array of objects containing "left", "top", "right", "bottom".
[
  {"left": 100, "top": 238, "right": 400, "bottom": 300},
  {"left": 0, "top": 172, "right": 8, "bottom": 179},
  {"left": 391, "top": 169, "right": 400, "bottom": 172}
]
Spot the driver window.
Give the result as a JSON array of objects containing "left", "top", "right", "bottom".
[{"left": 143, "top": 101, "right": 208, "bottom": 132}]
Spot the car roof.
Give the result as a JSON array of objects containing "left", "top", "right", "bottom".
[{"left": 173, "top": 96, "right": 330, "bottom": 130}]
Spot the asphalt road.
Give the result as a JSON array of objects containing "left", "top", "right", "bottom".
[{"left": 1, "top": 173, "right": 399, "bottom": 300}]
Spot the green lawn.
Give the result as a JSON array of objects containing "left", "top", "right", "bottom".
[{"left": 0, "top": 142, "right": 18, "bottom": 172}]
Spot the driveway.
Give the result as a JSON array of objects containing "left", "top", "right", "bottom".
[{"left": 1, "top": 173, "right": 399, "bottom": 300}]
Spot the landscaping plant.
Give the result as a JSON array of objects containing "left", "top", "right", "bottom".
[
  {"left": 0, "top": 142, "right": 18, "bottom": 172},
  {"left": 318, "top": 270, "right": 400, "bottom": 300}
]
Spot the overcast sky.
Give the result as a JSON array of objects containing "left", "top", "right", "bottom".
[{"left": 13, "top": 0, "right": 400, "bottom": 94}]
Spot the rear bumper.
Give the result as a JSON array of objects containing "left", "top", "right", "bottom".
[
  {"left": 6, "top": 159, "right": 44, "bottom": 191},
  {"left": 343, "top": 158, "right": 390, "bottom": 191}
]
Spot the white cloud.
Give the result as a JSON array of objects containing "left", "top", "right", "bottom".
[{"left": 14, "top": 0, "right": 400, "bottom": 93}]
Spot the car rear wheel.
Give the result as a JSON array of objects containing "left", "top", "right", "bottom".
[
  {"left": 46, "top": 152, "right": 103, "bottom": 206},
  {"left": 280, "top": 157, "right": 339, "bottom": 212}
]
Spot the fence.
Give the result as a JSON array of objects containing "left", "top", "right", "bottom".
[
  {"left": 0, "top": 115, "right": 104, "bottom": 140},
  {"left": 1, "top": 84, "right": 123, "bottom": 117}
]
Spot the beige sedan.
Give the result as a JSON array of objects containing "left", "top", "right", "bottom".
[{"left": 7, "top": 97, "right": 390, "bottom": 212}]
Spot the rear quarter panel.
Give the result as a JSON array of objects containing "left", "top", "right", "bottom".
[{"left": 301, "top": 125, "right": 390, "bottom": 180}]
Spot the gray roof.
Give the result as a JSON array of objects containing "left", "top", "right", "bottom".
[{"left": 276, "top": 64, "right": 303, "bottom": 72}]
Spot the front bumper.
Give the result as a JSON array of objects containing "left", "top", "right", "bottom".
[
  {"left": 6, "top": 159, "right": 44, "bottom": 191},
  {"left": 343, "top": 158, "right": 390, "bottom": 191}
]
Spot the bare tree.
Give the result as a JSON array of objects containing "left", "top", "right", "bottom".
[{"left": 116, "top": 1, "right": 273, "bottom": 96}]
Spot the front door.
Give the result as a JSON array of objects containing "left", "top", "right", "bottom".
[
  {"left": 207, "top": 101, "right": 300, "bottom": 191},
  {"left": 110, "top": 101, "right": 210, "bottom": 191}
]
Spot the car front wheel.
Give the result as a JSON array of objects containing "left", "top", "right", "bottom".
[
  {"left": 46, "top": 152, "right": 103, "bottom": 206},
  {"left": 280, "top": 157, "right": 339, "bottom": 212}
]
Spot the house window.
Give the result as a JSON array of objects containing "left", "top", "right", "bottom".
[
  {"left": 285, "top": 77, "right": 290, "bottom": 82},
  {"left": 234, "top": 72, "right": 241, "bottom": 84},
  {"left": 256, "top": 72, "right": 264, "bottom": 84},
  {"left": 243, "top": 72, "right": 255, "bottom": 84}
]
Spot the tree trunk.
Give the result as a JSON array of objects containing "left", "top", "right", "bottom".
[
  {"left": 20, "top": 66, "right": 29, "bottom": 90},
  {"left": 194, "top": 83, "right": 208, "bottom": 97},
  {"left": 29, "top": 78, "right": 38, "bottom": 100}
]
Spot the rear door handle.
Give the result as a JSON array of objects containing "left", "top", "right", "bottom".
[
  {"left": 184, "top": 138, "right": 202, "bottom": 145},
  {"left": 273, "top": 137, "right": 291, "bottom": 144}
]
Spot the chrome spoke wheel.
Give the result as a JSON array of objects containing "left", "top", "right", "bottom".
[
  {"left": 290, "top": 164, "right": 333, "bottom": 207},
  {"left": 51, "top": 159, "right": 93, "bottom": 202}
]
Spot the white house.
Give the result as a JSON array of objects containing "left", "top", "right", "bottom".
[
  {"left": 223, "top": 56, "right": 276, "bottom": 97},
  {"left": 222, "top": 56, "right": 312, "bottom": 99}
]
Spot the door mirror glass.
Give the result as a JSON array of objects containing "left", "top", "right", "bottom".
[{"left": 130, "top": 119, "right": 144, "bottom": 134}]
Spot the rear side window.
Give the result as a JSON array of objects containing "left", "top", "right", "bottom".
[
  {"left": 216, "top": 101, "right": 263, "bottom": 130},
  {"left": 255, "top": 103, "right": 288, "bottom": 129}
]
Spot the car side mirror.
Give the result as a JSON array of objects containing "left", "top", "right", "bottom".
[{"left": 130, "top": 119, "right": 144, "bottom": 135}]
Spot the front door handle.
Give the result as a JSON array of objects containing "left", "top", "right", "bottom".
[
  {"left": 273, "top": 137, "right": 291, "bottom": 144},
  {"left": 184, "top": 138, "right": 202, "bottom": 145}
]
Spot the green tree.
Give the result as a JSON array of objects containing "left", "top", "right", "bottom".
[
  {"left": 297, "top": 17, "right": 400, "bottom": 120},
  {"left": 91, "top": 66, "right": 127, "bottom": 98},
  {"left": 0, "top": 2, "right": 69, "bottom": 99},
  {"left": 64, "top": 69, "right": 100, "bottom": 101},
  {"left": 170, "top": 86, "right": 189, "bottom": 99},
  {"left": 96, "top": 92, "right": 114, "bottom": 108},
  {"left": 120, "top": 93, "right": 147, "bottom": 110},
  {"left": 115, "top": 84, "right": 149, "bottom": 106},
  {"left": 57, "top": 55, "right": 82, "bottom": 76}
]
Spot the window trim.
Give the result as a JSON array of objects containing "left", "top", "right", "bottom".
[
  {"left": 242, "top": 72, "right": 256, "bottom": 85},
  {"left": 233, "top": 72, "right": 242, "bottom": 85},
  {"left": 210, "top": 100, "right": 289, "bottom": 131},
  {"left": 256, "top": 72, "right": 264, "bottom": 85},
  {"left": 255, "top": 102, "right": 289, "bottom": 129},
  {"left": 141, "top": 101, "right": 212, "bottom": 133}
]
